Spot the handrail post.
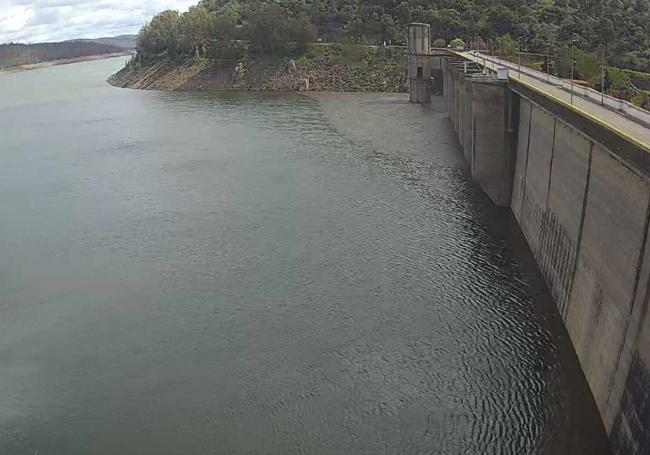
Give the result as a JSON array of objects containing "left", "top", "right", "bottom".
[
  {"left": 570, "top": 44, "right": 575, "bottom": 104},
  {"left": 546, "top": 43, "right": 551, "bottom": 83},
  {"left": 600, "top": 45, "right": 606, "bottom": 105}
]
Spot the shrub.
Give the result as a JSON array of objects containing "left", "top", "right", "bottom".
[
  {"left": 449, "top": 37, "right": 465, "bottom": 50},
  {"left": 630, "top": 91, "right": 649, "bottom": 109},
  {"left": 432, "top": 38, "right": 446, "bottom": 48}
]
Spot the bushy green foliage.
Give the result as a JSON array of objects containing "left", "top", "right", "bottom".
[
  {"left": 135, "top": 0, "right": 650, "bottom": 73},
  {"left": 630, "top": 91, "right": 650, "bottom": 109},
  {"left": 550, "top": 46, "right": 605, "bottom": 81},
  {"left": 206, "top": 41, "right": 245, "bottom": 60},
  {"left": 622, "top": 68, "right": 650, "bottom": 91},
  {"left": 432, "top": 38, "right": 446, "bottom": 48},
  {"left": 137, "top": 10, "right": 182, "bottom": 59},
  {"left": 575, "top": 51, "right": 601, "bottom": 82},
  {"left": 330, "top": 43, "right": 369, "bottom": 64},
  {"left": 494, "top": 34, "right": 518, "bottom": 58},
  {"left": 449, "top": 38, "right": 465, "bottom": 50},
  {"left": 606, "top": 67, "right": 634, "bottom": 91}
]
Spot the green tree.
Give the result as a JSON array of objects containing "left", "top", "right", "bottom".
[
  {"left": 494, "top": 33, "right": 518, "bottom": 58},
  {"left": 429, "top": 9, "right": 465, "bottom": 42},
  {"left": 486, "top": 5, "right": 514, "bottom": 37},
  {"left": 556, "top": 44, "right": 572, "bottom": 78},
  {"left": 213, "top": 9, "right": 237, "bottom": 41},
  {"left": 450, "top": 37, "right": 466, "bottom": 50},
  {"left": 179, "top": 5, "right": 214, "bottom": 57},
  {"left": 245, "top": 4, "right": 291, "bottom": 53},
  {"left": 575, "top": 50, "right": 600, "bottom": 81},
  {"left": 137, "top": 10, "right": 181, "bottom": 60},
  {"left": 289, "top": 14, "right": 318, "bottom": 47},
  {"left": 135, "top": 0, "right": 650, "bottom": 73}
]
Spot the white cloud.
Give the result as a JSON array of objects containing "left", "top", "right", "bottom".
[{"left": 0, "top": 0, "right": 196, "bottom": 43}]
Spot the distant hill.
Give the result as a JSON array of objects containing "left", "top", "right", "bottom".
[
  {"left": 72, "top": 35, "right": 137, "bottom": 50},
  {"left": 0, "top": 36, "right": 134, "bottom": 69}
]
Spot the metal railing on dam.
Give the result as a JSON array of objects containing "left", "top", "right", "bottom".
[
  {"left": 441, "top": 54, "right": 650, "bottom": 455},
  {"left": 464, "top": 51, "right": 650, "bottom": 130}
]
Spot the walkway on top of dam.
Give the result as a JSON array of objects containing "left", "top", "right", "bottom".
[{"left": 455, "top": 51, "right": 650, "bottom": 150}]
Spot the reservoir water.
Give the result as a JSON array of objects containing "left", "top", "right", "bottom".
[{"left": 0, "top": 57, "right": 610, "bottom": 454}]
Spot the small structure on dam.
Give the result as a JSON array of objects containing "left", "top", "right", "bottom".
[{"left": 407, "top": 23, "right": 432, "bottom": 103}]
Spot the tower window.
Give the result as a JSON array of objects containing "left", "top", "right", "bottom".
[{"left": 417, "top": 67, "right": 423, "bottom": 78}]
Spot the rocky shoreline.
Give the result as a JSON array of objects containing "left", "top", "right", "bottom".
[{"left": 107, "top": 45, "right": 408, "bottom": 93}]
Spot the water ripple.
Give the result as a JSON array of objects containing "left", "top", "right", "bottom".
[{"left": 0, "top": 82, "right": 609, "bottom": 454}]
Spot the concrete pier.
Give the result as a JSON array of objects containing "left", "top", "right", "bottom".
[
  {"left": 470, "top": 78, "right": 515, "bottom": 206},
  {"left": 461, "top": 72, "right": 473, "bottom": 167},
  {"left": 407, "top": 23, "right": 432, "bottom": 103},
  {"left": 442, "top": 60, "right": 515, "bottom": 206}
]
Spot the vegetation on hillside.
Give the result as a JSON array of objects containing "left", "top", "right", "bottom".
[
  {"left": 0, "top": 41, "right": 125, "bottom": 69},
  {"left": 110, "top": 42, "right": 407, "bottom": 92},
  {"left": 135, "top": 0, "right": 650, "bottom": 74},
  {"left": 130, "top": 0, "right": 650, "bottom": 105}
]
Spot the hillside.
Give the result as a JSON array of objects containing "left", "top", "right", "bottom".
[
  {"left": 0, "top": 40, "right": 126, "bottom": 69},
  {"left": 115, "top": 0, "right": 649, "bottom": 100},
  {"left": 132, "top": 0, "right": 650, "bottom": 73},
  {"left": 108, "top": 44, "right": 407, "bottom": 92},
  {"left": 74, "top": 35, "right": 137, "bottom": 50}
]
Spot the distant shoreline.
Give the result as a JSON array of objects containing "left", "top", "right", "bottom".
[{"left": 0, "top": 52, "right": 132, "bottom": 77}]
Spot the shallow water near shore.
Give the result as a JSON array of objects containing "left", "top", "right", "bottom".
[{"left": 0, "top": 57, "right": 610, "bottom": 454}]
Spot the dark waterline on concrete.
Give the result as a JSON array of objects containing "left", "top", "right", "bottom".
[{"left": 0, "top": 58, "right": 609, "bottom": 454}]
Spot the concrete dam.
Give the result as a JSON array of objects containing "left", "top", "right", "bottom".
[{"left": 407, "top": 23, "right": 650, "bottom": 455}]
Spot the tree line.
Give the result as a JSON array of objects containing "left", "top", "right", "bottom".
[
  {"left": 136, "top": 0, "right": 650, "bottom": 73},
  {"left": 135, "top": 3, "right": 317, "bottom": 60},
  {"left": 0, "top": 41, "right": 123, "bottom": 69}
]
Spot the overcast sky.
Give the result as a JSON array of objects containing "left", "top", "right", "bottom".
[{"left": 0, "top": 0, "right": 196, "bottom": 43}]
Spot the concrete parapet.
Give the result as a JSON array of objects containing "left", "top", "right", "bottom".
[
  {"left": 462, "top": 74, "right": 474, "bottom": 167},
  {"left": 441, "top": 59, "right": 514, "bottom": 202},
  {"left": 469, "top": 77, "right": 515, "bottom": 206},
  {"left": 510, "top": 98, "right": 531, "bottom": 219},
  {"left": 442, "top": 59, "right": 451, "bottom": 114},
  {"left": 442, "top": 59, "right": 465, "bottom": 130},
  {"left": 431, "top": 55, "right": 444, "bottom": 94},
  {"left": 452, "top": 64, "right": 461, "bottom": 133},
  {"left": 458, "top": 71, "right": 465, "bottom": 147}
]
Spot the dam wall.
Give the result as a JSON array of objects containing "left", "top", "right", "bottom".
[
  {"left": 442, "top": 60, "right": 650, "bottom": 455},
  {"left": 443, "top": 59, "right": 516, "bottom": 206}
]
